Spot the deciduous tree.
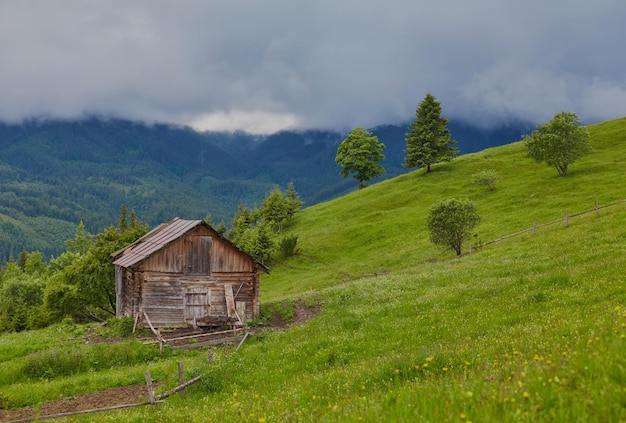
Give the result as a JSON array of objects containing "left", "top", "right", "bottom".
[
  {"left": 524, "top": 111, "right": 591, "bottom": 176},
  {"left": 427, "top": 198, "right": 480, "bottom": 256},
  {"left": 336, "top": 127, "right": 386, "bottom": 189}
]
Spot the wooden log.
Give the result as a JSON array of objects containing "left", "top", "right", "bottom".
[
  {"left": 143, "top": 312, "right": 166, "bottom": 352},
  {"left": 6, "top": 401, "right": 163, "bottom": 423},
  {"left": 155, "top": 375, "right": 202, "bottom": 400},
  {"left": 235, "top": 331, "right": 250, "bottom": 352}
]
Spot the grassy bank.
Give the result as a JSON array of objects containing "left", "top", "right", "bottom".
[{"left": 0, "top": 117, "right": 625, "bottom": 422}]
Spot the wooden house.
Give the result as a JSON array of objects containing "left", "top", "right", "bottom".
[{"left": 112, "top": 217, "right": 268, "bottom": 329}]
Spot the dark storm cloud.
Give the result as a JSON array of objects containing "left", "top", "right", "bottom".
[{"left": 1, "top": 0, "right": 625, "bottom": 133}]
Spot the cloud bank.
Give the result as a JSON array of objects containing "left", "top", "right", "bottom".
[{"left": 1, "top": 0, "right": 625, "bottom": 134}]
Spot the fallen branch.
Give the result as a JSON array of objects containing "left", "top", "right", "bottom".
[
  {"left": 156, "top": 375, "right": 203, "bottom": 400},
  {"left": 5, "top": 401, "right": 164, "bottom": 423}
]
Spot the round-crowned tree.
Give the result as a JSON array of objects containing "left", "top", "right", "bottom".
[
  {"left": 427, "top": 198, "right": 480, "bottom": 256},
  {"left": 335, "top": 127, "right": 386, "bottom": 189}
]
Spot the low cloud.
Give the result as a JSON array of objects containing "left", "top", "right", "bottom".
[{"left": 1, "top": 1, "right": 625, "bottom": 133}]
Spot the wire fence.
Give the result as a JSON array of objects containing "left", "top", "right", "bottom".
[{"left": 465, "top": 198, "right": 626, "bottom": 256}]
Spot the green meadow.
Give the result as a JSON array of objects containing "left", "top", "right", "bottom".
[{"left": 1, "top": 118, "right": 625, "bottom": 422}]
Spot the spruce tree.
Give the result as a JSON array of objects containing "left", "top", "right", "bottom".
[{"left": 404, "top": 93, "right": 458, "bottom": 172}]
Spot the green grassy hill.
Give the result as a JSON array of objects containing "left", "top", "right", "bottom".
[{"left": 0, "top": 118, "right": 625, "bottom": 422}]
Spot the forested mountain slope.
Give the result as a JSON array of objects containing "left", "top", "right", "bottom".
[{"left": 0, "top": 118, "right": 527, "bottom": 260}]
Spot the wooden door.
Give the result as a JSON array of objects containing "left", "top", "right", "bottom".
[{"left": 184, "top": 287, "right": 210, "bottom": 322}]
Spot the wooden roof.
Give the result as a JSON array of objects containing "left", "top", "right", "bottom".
[{"left": 112, "top": 217, "right": 268, "bottom": 272}]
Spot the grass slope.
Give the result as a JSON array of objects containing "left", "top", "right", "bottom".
[{"left": 0, "top": 118, "right": 625, "bottom": 422}]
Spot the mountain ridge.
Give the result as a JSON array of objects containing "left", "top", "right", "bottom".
[{"left": 0, "top": 117, "right": 530, "bottom": 260}]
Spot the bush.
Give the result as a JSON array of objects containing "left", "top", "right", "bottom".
[
  {"left": 427, "top": 198, "right": 480, "bottom": 256},
  {"left": 279, "top": 234, "right": 299, "bottom": 258},
  {"left": 472, "top": 169, "right": 499, "bottom": 190}
]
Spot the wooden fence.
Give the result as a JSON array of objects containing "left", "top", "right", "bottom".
[{"left": 466, "top": 199, "right": 626, "bottom": 256}]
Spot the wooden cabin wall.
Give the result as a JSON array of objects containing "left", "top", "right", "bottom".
[
  {"left": 116, "top": 267, "right": 142, "bottom": 319},
  {"left": 116, "top": 225, "right": 260, "bottom": 328},
  {"left": 136, "top": 271, "right": 259, "bottom": 328},
  {"left": 136, "top": 226, "right": 255, "bottom": 275}
]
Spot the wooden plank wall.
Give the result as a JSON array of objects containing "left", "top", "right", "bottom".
[{"left": 117, "top": 225, "right": 260, "bottom": 328}]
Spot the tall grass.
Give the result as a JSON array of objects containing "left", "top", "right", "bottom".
[{"left": 0, "top": 117, "right": 625, "bottom": 421}]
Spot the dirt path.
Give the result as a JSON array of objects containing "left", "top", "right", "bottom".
[
  {"left": 0, "top": 384, "right": 154, "bottom": 422},
  {"left": 0, "top": 302, "right": 321, "bottom": 422}
]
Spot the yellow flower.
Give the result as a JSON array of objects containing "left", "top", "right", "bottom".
[
  {"left": 394, "top": 368, "right": 400, "bottom": 375},
  {"left": 442, "top": 367, "right": 449, "bottom": 372},
  {"left": 523, "top": 391, "right": 531, "bottom": 399},
  {"left": 426, "top": 357, "right": 434, "bottom": 362},
  {"left": 233, "top": 392, "right": 238, "bottom": 398},
  {"left": 459, "top": 412, "right": 467, "bottom": 420},
  {"left": 258, "top": 418, "right": 266, "bottom": 423}
]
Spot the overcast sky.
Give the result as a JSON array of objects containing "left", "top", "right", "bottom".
[{"left": 1, "top": 1, "right": 625, "bottom": 134}]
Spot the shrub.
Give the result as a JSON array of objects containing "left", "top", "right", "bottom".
[
  {"left": 472, "top": 169, "right": 499, "bottom": 190},
  {"left": 279, "top": 234, "right": 299, "bottom": 258}
]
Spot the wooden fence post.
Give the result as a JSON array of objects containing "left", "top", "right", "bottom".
[
  {"left": 178, "top": 361, "right": 185, "bottom": 397},
  {"left": 144, "top": 371, "right": 156, "bottom": 407}
]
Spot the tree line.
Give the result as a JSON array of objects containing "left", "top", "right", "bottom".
[
  {"left": 0, "top": 182, "right": 304, "bottom": 334},
  {"left": 335, "top": 94, "right": 592, "bottom": 256}
]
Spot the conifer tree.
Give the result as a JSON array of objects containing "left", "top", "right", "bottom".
[{"left": 404, "top": 93, "right": 458, "bottom": 172}]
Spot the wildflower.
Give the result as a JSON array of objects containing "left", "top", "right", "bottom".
[
  {"left": 422, "top": 363, "right": 429, "bottom": 368},
  {"left": 426, "top": 357, "right": 434, "bottom": 362},
  {"left": 513, "top": 350, "right": 520, "bottom": 356},
  {"left": 394, "top": 368, "right": 400, "bottom": 375},
  {"left": 361, "top": 385, "right": 366, "bottom": 391},
  {"left": 464, "top": 361, "right": 470, "bottom": 366},
  {"left": 459, "top": 412, "right": 467, "bottom": 420},
  {"left": 523, "top": 392, "right": 531, "bottom": 399},
  {"left": 442, "top": 367, "right": 449, "bottom": 372},
  {"left": 258, "top": 418, "right": 266, "bottom": 423},
  {"left": 233, "top": 392, "right": 238, "bottom": 398}
]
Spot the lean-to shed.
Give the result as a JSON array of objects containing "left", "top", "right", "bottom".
[{"left": 112, "top": 217, "right": 268, "bottom": 329}]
